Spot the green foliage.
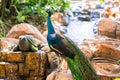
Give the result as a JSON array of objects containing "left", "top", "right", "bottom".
[
  {"left": 12, "top": 0, "right": 20, "bottom": 5},
  {"left": 26, "top": 0, "right": 38, "bottom": 3},
  {"left": 115, "top": 78, "right": 120, "bottom": 80},
  {"left": 0, "top": 20, "right": 6, "bottom": 38},
  {"left": 16, "top": 12, "right": 26, "bottom": 23},
  {"left": 46, "top": 0, "right": 70, "bottom": 12},
  {"left": 0, "top": 0, "right": 70, "bottom": 26},
  {"left": 100, "top": 0, "right": 104, "bottom": 4}
]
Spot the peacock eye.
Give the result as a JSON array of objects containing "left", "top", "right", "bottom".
[{"left": 19, "top": 37, "right": 22, "bottom": 40}]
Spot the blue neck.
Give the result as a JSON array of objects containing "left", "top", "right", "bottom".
[{"left": 47, "top": 14, "right": 55, "bottom": 35}]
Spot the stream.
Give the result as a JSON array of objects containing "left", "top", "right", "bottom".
[{"left": 65, "top": 19, "right": 96, "bottom": 43}]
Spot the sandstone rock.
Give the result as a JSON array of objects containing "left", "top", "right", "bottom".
[
  {"left": 80, "top": 45, "right": 94, "bottom": 60},
  {"left": 115, "top": 22, "right": 120, "bottom": 39},
  {"left": 0, "top": 51, "right": 49, "bottom": 79},
  {"left": 47, "top": 52, "right": 56, "bottom": 64},
  {"left": 37, "top": 24, "right": 48, "bottom": 33},
  {"left": 98, "top": 18, "right": 120, "bottom": 39},
  {"left": 5, "top": 63, "right": 18, "bottom": 76},
  {"left": 0, "top": 52, "right": 8, "bottom": 61},
  {"left": 7, "top": 52, "right": 24, "bottom": 62},
  {"left": 0, "top": 62, "right": 6, "bottom": 78},
  {"left": 0, "top": 38, "right": 18, "bottom": 51},
  {"left": 18, "top": 63, "right": 29, "bottom": 76},
  {"left": 6, "top": 23, "right": 46, "bottom": 43},
  {"left": 79, "top": 36, "right": 120, "bottom": 60},
  {"left": 79, "top": 36, "right": 120, "bottom": 80},
  {"left": 25, "top": 52, "right": 40, "bottom": 70},
  {"left": 42, "top": 30, "right": 48, "bottom": 38},
  {"left": 51, "top": 12, "right": 69, "bottom": 26},
  {"left": 41, "top": 44, "right": 51, "bottom": 53},
  {"left": 39, "top": 51, "right": 48, "bottom": 77},
  {"left": 94, "top": 44, "right": 120, "bottom": 60},
  {"left": 92, "top": 62, "right": 120, "bottom": 80},
  {"left": 46, "top": 70, "right": 73, "bottom": 80},
  {"left": 0, "top": 52, "right": 24, "bottom": 62},
  {"left": 47, "top": 52, "right": 58, "bottom": 74}
]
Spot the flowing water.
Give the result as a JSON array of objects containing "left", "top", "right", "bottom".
[{"left": 65, "top": 19, "right": 96, "bottom": 43}]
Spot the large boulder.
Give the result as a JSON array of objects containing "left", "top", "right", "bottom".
[
  {"left": 6, "top": 23, "right": 46, "bottom": 43},
  {"left": 92, "top": 62, "right": 120, "bottom": 80},
  {"left": 98, "top": 18, "right": 120, "bottom": 39},
  {"left": 80, "top": 36, "right": 120, "bottom": 60},
  {"left": 79, "top": 35, "right": 120, "bottom": 80}
]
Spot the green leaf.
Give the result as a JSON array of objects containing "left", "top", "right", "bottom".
[{"left": 17, "top": 12, "right": 26, "bottom": 23}]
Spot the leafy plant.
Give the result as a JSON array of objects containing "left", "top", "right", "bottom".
[
  {"left": 0, "top": 20, "right": 7, "bottom": 38},
  {"left": 16, "top": 12, "right": 26, "bottom": 23},
  {"left": 115, "top": 78, "right": 120, "bottom": 80}
]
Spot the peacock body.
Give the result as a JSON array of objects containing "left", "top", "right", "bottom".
[{"left": 46, "top": 8, "right": 99, "bottom": 80}]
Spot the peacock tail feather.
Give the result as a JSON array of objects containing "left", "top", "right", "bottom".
[{"left": 65, "top": 36, "right": 99, "bottom": 80}]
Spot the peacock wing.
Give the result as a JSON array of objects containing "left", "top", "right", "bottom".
[{"left": 50, "top": 34, "right": 75, "bottom": 59}]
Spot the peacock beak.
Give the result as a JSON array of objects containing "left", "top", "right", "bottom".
[{"left": 46, "top": 9, "right": 50, "bottom": 13}]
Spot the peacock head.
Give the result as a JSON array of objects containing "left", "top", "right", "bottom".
[{"left": 46, "top": 6, "right": 54, "bottom": 16}]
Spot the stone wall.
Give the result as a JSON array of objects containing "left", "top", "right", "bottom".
[{"left": 0, "top": 51, "right": 49, "bottom": 80}]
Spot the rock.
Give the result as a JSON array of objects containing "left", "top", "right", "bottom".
[
  {"left": 47, "top": 52, "right": 56, "bottom": 64},
  {"left": 59, "top": 27, "right": 67, "bottom": 34},
  {"left": 102, "top": 6, "right": 113, "bottom": 18},
  {"left": 92, "top": 62, "right": 120, "bottom": 80},
  {"left": 18, "top": 63, "right": 29, "bottom": 76},
  {"left": 42, "top": 30, "right": 48, "bottom": 38},
  {"left": 0, "top": 62, "right": 6, "bottom": 78},
  {"left": 51, "top": 12, "right": 69, "bottom": 26},
  {"left": 0, "top": 37, "right": 41, "bottom": 52},
  {"left": 94, "top": 44, "right": 120, "bottom": 60},
  {"left": 5, "top": 63, "right": 18, "bottom": 76},
  {"left": 0, "top": 51, "right": 49, "bottom": 80},
  {"left": 47, "top": 52, "right": 58, "bottom": 74},
  {"left": 79, "top": 36, "right": 120, "bottom": 79},
  {"left": 98, "top": 18, "right": 120, "bottom": 39},
  {"left": 37, "top": 24, "right": 48, "bottom": 33},
  {"left": 78, "top": 15, "right": 90, "bottom": 21},
  {"left": 46, "top": 70, "right": 73, "bottom": 80},
  {"left": 6, "top": 23, "right": 46, "bottom": 43},
  {"left": 79, "top": 36, "right": 120, "bottom": 60},
  {"left": 41, "top": 45, "right": 51, "bottom": 52},
  {"left": 0, "top": 38, "right": 18, "bottom": 51},
  {"left": 7, "top": 52, "right": 24, "bottom": 62},
  {"left": 80, "top": 45, "right": 94, "bottom": 60},
  {"left": 91, "top": 10, "right": 101, "bottom": 18}
]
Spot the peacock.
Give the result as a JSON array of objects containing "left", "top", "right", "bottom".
[{"left": 46, "top": 7, "right": 99, "bottom": 80}]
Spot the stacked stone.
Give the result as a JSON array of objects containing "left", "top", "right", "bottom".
[{"left": 0, "top": 51, "right": 48, "bottom": 80}]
